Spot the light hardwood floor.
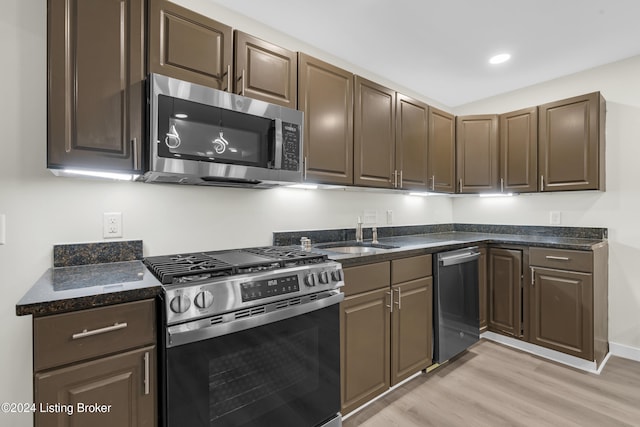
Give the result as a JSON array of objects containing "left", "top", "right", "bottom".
[{"left": 343, "top": 340, "right": 640, "bottom": 427}]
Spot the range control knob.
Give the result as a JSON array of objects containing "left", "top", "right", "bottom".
[
  {"left": 304, "top": 274, "right": 316, "bottom": 287},
  {"left": 169, "top": 295, "right": 191, "bottom": 313},
  {"left": 318, "top": 271, "right": 329, "bottom": 284},
  {"left": 331, "top": 270, "right": 343, "bottom": 282},
  {"left": 194, "top": 290, "right": 214, "bottom": 309}
]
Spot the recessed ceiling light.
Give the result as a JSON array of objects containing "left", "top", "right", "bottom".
[{"left": 489, "top": 53, "right": 511, "bottom": 65}]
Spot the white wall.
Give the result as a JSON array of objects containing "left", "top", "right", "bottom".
[
  {"left": 0, "top": 2, "right": 452, "bottom": 425},
  {"left": 453, "top": 55, "right": 640, "bottom": 353}
]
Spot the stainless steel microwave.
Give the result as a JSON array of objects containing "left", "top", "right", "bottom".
[{"left": 142, "top": 73, "right": 304, "bottom": 188}]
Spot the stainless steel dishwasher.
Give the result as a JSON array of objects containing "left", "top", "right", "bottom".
[{"left": 434, "top": 247, "right": 481, "bottom": 363}]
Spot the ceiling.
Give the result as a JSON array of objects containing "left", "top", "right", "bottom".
[{"left": 208, "top": 0, "right": 640, "bottom": 107}]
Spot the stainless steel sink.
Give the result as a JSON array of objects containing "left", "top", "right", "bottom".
[{"left": 316, "top": 242, "right": 398, "bottom": 254}]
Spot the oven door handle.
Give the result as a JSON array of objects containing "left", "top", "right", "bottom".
[{"left": 167, "top": 291, "right": 344, "bottom": 348}]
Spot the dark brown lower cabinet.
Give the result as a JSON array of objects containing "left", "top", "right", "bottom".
[
  {"left": 341, "top": 288, "right": 390, "bottom": 415},
  {"left": 341, "top": 255, "right": 432, "bottom": 415},
  {"left": 530, "top": 267, "right": 593, "bottom": 360},
  {"left": 35, "top": 346, "right": 156, "bottom": 427},
  {"left": 391, "top": 277, "right": 432, "bottom": 385},
  {"left": 488, "top": 248, "right": 523, "bottom": 337}
]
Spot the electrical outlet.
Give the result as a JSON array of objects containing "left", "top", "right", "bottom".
[
  {"left": 549, "top": 211, "right": 561, "bottom": 225},
  {"left": 386, "top": 210, "right": 393, "bottom": 225},
  {"left": 0, "top": 214, "right": 5, "bottom": 245},
  {"left": 103, "top": 212, "right": 122, "bottom": 238},
  {"left": 363, "top": 209, "right": 377, "bottom": 224}
]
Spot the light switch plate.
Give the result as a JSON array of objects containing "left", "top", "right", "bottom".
[
  {"left": 549, "top": 211, "right": 561, "bottom": 225},
  {"left": 0, "top": 214, "right": 5, "bottom": 245}
]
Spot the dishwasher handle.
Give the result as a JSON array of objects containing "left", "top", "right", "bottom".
[{"left": 439, "top": 250, "right": 480, "bottom": 266}]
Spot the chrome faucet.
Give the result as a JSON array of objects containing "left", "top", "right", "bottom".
[
  {"left": 372, "top": 227, "right": 378, "bottom": 244},
  {"left": 355, "top": 217, "right": 363, "bottom": 243}
]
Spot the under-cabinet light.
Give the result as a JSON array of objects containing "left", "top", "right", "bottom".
[
  {"left": 479, "top": 192, "right": 514, "bottom": 197},
  {"left": 287, "top": 184, "right": 318, "bottom": 190},
  {"left": 174, "top": 113, "right": 188, "bottom": 119},
  {"left": 63, "top": 169, "right": 137, "bottom": 181},
  {"left": 408, "top": 192, "right": 445, "bottom": 197}
]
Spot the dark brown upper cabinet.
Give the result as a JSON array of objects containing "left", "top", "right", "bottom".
[
  {"left": 48, "top": 0, "right": 145, "bottom": 173},
  {"left": 354, "top": 77, "right": 396, "bottom": 188},
  {"left": 538, "top": 92, "right": 605, "bottom": 192},
  {"left": 298, "top": 54, "right": 354, "bottom": 185},
  {"left": 427, "top": 107, "right": 456, "bottom": 193},
  {"left": 234, "top": 31, "right": 297, "bottom": 109},
  {"left": 149, "top": 0, "right": 232, "bottom": 91},
  {"left": 395, "top": 95, "right": 430, "bottom": 190},
  {"left": 456, "top": 115, "right": 499, "bottom": 193},
  {"left": 499, "top": 107, "right": 538, "bottom": 193}
]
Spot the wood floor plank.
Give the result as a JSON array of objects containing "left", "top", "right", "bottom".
[{"left": 343, "top": 340, "right": 640, "bottom": 427}]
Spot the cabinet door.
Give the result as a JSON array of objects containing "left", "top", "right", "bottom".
[
  {"left": 395, "top": 94, "right": 429, "bottom": 190},
  {"left": 354, "top": 76, "right": 396, "bottom": 188},
  {"left": 234, "top": 31, "right": 297, "bottom": 108},
  {"left": 48, "top": 0, "right": 144, "bottom": 173},
  {"left": 427, "top": 107, "right": 456, "bottom": 193},
  {"left": 530, "top": 267, "right": 594, "bottom": 360},
  {"left": 391, "top": 277, "right": 432, "bottom": 386},
  {"left": 478, "top": 247, "right": 488, "bottom": 332},
  {"left": 488, "top": 248, "right": 522, "bottom": 337},
  {"left": 341, "top": 288, "right": 390, "bottom": 415},
  {"left": 500, "top": 107, "right": 538, "bottom": 193},
  {"left": 457, "top": 115, "right": 499, "bottom": 193},
  {"left": 35, "top": 346, "right": 156, "bottom": 427},
  {"left": 149, "top": 0, "right": 232, "bottom": 90},
  {"left": 298, "top": 54, "right": 353, "bottom": 185},
  {"left": 538, "top": 92, "right": 605, "bottom": 191}
]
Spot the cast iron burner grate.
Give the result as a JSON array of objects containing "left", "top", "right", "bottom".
[
  {"left": 144, "top": 246, "right": 328, "bottom": 285},
  {"left": 143, "top": 253, "right": 234, "bottom": 285}
]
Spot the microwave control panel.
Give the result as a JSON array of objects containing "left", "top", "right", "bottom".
[{"left": 281, "top": 122, "right": 300, "bottom": 171}]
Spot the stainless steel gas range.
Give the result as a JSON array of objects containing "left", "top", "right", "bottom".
[{"left": 144, "top": 246, "right": 344, "bottom": 427}]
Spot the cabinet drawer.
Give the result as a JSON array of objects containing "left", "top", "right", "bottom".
[
  {"left": 34, "top": 299, "right": 156, "bottom": 371},
  {"left": 529, "top": 248, "right": 592, "bottom": 273},
  {"left": 391, "top": 254, "right": 432, "bottom": 284},
  {"left": 343, "top": 262, "right": 390, "bottom": 296}
]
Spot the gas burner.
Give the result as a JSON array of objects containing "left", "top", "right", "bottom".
[{"left": 144, "top": 246, "right": 328, "bottom": 285}]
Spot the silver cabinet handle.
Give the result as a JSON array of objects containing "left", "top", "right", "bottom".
[
  {"left": 143, "top": 351, "right": 150, "bottom": 395},
  {"left": 131, "top": 138, "right": 139, "bottom": 171},
  {"left": 541, "top": 175, "right": 545, "bottom": 191},
  {"left": 531, "top": 267, "right": 535, "bottom": 286},
  {"left": 226, "top": 64, "right": 231, "bottom": 92},
  {"left": 399, "top": 170, "right": 403, "bottom": 188},
  {"left": 393, "top": 170, "right": 398, "bottom": 188},
  {"left": 72, "top": 322, "right": 128, "bottom": 340},
  {"left": 459, "top": 178, "right": 463, "bottom": 193},
  {"left": 395, "top": 288, "right": 401, "bottom": 309},
  {"left": 304, "top": 156, "right": 308, "bottom": 180},
  {"left": 431, "top": 175, "right": 435, "bottom": 191},
  {"left": 241, "top": 69, "right": 246, "bottom": 96},
  {"left": 500, "top": 177, "right": 504, "bottom": 193},
  {"left": 545, "top": 255, "right": 570, "bottom": 261},
  {"left": 386, "top": 291, "right": 393, "bottom": 313}
]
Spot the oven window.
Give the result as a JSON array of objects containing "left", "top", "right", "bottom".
[
  {"left": 165, "top": 304, "right": 340, "bottom": 427},
  {"left": 157, "top": 94, "right": 274, "bottom": 167}
]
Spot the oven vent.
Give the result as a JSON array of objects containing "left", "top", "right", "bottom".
[
  {"left": 289, "top": 298, "right": 301, "bottom": 306},
  {"left": 309, "top": 294, "right": 318, "bottom": 301},
  {"left": 209, "top": 315, "right": 223, "bottom": 325},
  {"left": 275, "top": 301, "right": 289, "bottom": 310},
  {"left": 234, "top": 306, "right": 266, "bottom": 320}
]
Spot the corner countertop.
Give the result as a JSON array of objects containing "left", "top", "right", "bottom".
[{"left": 310, "top": 231, "right": 607, "bottom": 267}]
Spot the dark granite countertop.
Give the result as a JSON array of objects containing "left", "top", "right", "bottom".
[
  {"left": 274, "top": 224, "right": 607, "bottom": 266},
  {"left": 16, "top": 240, "right": 162, "bottom": 317},
  {"left": 16, "top": 260, "right": 162, "bottom": 317}
]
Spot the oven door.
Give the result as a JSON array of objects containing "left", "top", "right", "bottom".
[{"left": 164, "top": 303, "right": 340, "bottom": 427}]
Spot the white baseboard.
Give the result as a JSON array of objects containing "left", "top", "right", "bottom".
[
  {"left": 481, "top": 332, "right": 610, "bottom": 374},
  {"left": 610, "top": 342, "right": 640, "bottom": 362}
]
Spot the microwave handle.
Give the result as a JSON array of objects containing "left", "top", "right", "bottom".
[{"left": 274, "top": 118, "right": 283, "bottom": 169}]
